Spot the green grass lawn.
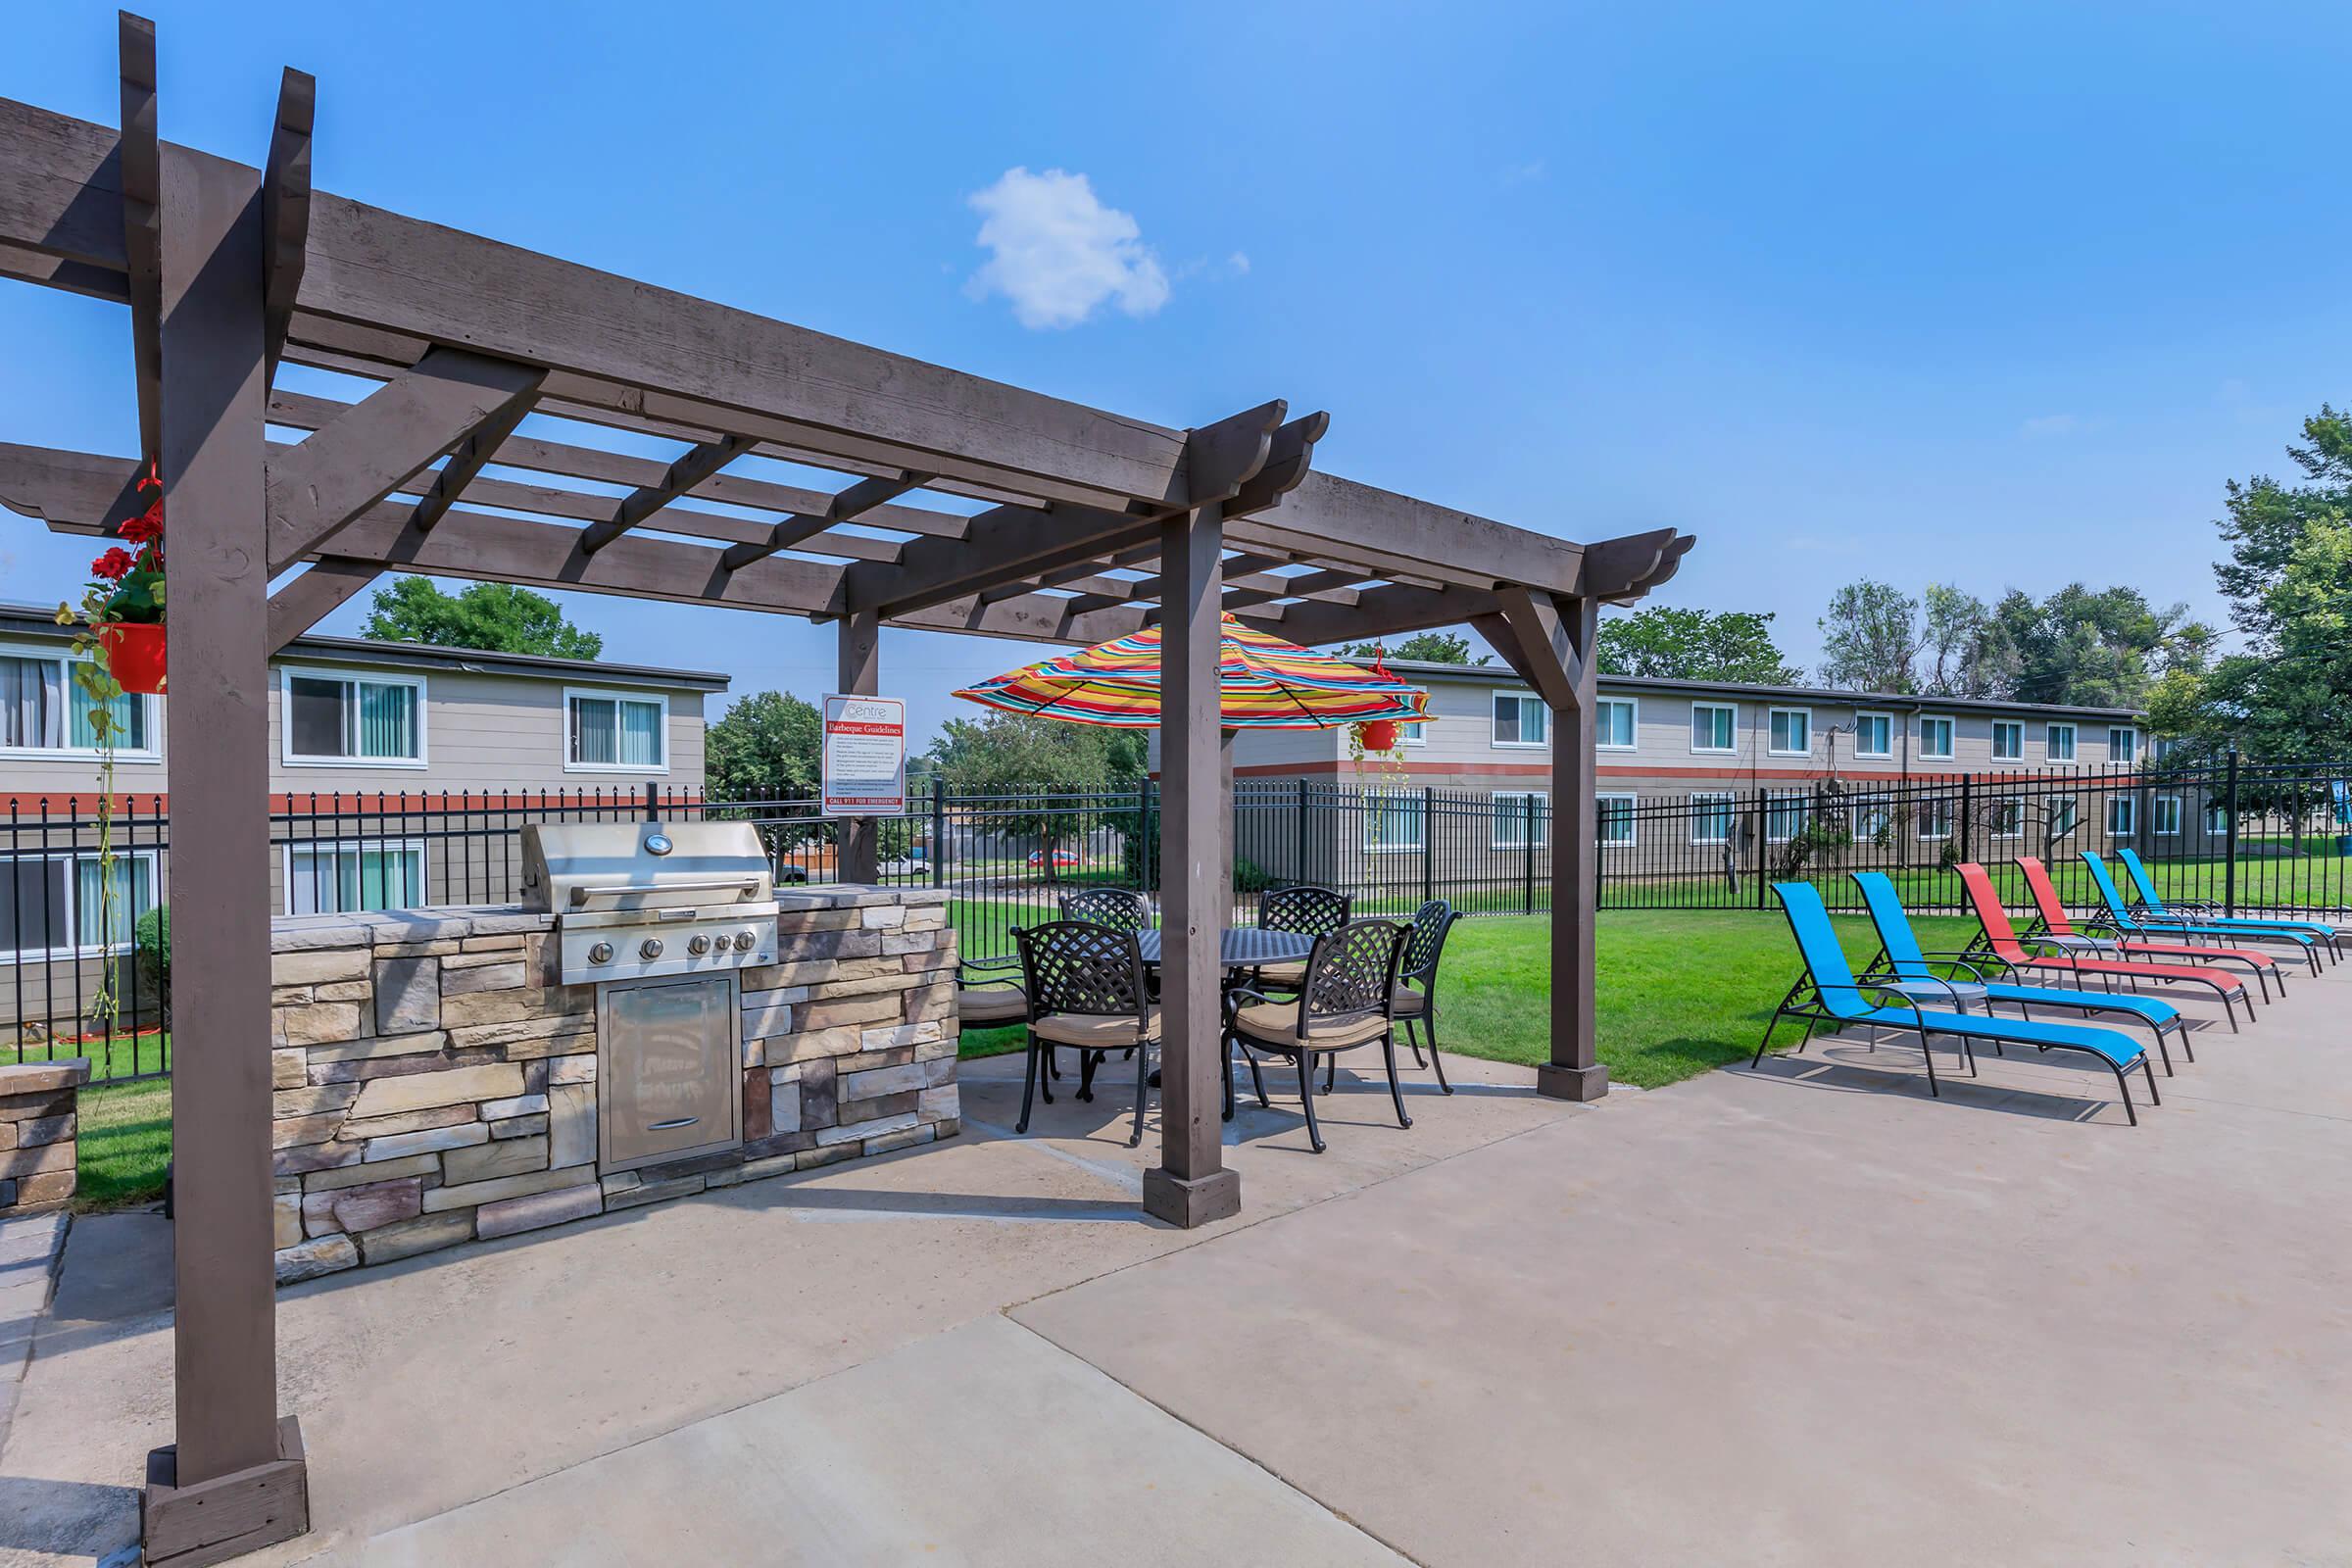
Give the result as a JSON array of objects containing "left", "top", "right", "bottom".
[
  {"left": 0, "top": 1034, "right": 172, "bottom": 1210},
  {"left": 958, "top": 908, "right": 1980, "bottom": 1091}
]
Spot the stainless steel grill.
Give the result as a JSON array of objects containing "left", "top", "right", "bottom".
[
  {"left": 520, "top": 820, "right": 777, "bottom": 1171},
  {"left": 520, "top": 820, "right": 780, "bottom": 986}
]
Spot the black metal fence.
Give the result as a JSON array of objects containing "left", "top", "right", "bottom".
[{"left": 9, "top": 756, "right": 2347, "bottom": 1085}]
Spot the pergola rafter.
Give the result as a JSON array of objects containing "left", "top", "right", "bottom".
[{"left": 0, "top": 24, "right": 1693, "bottom": 1564}]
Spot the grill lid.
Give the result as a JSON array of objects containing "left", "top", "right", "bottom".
[{"left": 520, "top": 820, "right": 774, "bottom": 914}]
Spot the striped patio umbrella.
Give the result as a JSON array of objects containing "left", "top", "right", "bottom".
[{"left": 954, "top": 613, "right": 1430, "bottom": 729}]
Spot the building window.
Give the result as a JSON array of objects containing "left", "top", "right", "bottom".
[
  {"left": 0, "top": 852, "right": 158, "bottom": 962},
  {"left": 1918, "top": 716, "right": 1954, "bottom": 760},
  {"left": 2151, "top": 735, "right": 2184, "bottom": 762},
  {"left": 282, "top": 667, "right": 424, "bottom": 766},
  {"left": 1852, "top": 712, "right": 1891, "bottom": 759},
  {"left": 1767, "top": 708, "right": 1811, "bottom": 758},
  {"left": 1594, "top": 698, "right": 1636, "bottom": 751},
  {"left": 286, "top": 841, "right": 429, "bottom": 915},
  {"left": 1492, "top": 693, "right": 1547, "bottom": 748},
  {"left": 1494, "top": 791, "right": 1549, "bottom": 849},
  {"left": 1362, "top": 791, "right": 1425, "bottom": 853},
  {"left": 1852, "top": 797, "right": 1891, "bottom": 840},
  {"left": 1595, "top": 793, "right": 1637, "bottom": 847},
  {"left": 1690, "top": 702, "right": 1737, "bottom": 754},
  {"left": 1394, "top": 720, "right": 1428, "bottom": 747},
  {"left": 1990, "top": 799, "right": 2024, "bottom": 838},
  {"left": 2048, "top": 797, "right": 2079, "bottom": 838},
  {"left": 1690, "top": 792, "right": 1734, "bottom": 846},
  {"left": 2107, "top": 796, "right": 2135, "bottom": 836},
  {"left": 2153, "top": 795, "right": 2182, "bottom": 836},
  {"left": 2204, "top": 801, "right": 2230, "bottom": 835},
  {"left": 1764, "top": 791, "right": 1809, "bottom": 843},
  {"left": 566, "top": 690, "right": 668, "bottom": 772},
  {"left": 2045, "top": 723, "right": 2077, "bottom": 762},
  {"left": 1991, "top": 720, "right": 2024, "bottom": 762},
  {"left": 2109, "top": 726, "right": 2138, "bottom": 764},
  {"left": 1918, "top": 798, "right": 1954, "bottom": 841},
  {"left": 0, "top": 647, "right": 158, "bottom": 760}
]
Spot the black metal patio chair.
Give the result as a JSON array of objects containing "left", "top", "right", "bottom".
[
  {"left": 1252, "top": 884, "right": 1351, "bottom": 993},
  {"left": 1224, "top": 918, "right": 1410, "bottom": 1153},
  {"left": 1012, "top": 919, "right": 1159, "bottom": 1147},
  {"left": 1058, "top": 886, "right": 1152, "bottom": 933},
  {"left": 1391, "top": 899, "right": 1463, "bottom": 1093}
]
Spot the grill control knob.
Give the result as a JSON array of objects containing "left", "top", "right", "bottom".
[
  {"left": 734, "top": 930, "right": 759, "bottom": 952},
  {"left": 588, "top": 942, "right": 614, "bottom": 964},
  {"left": 687, "top": 934, "right": 711, "bottom": 956},
  {"left": 640, "top": 937, "right": 664, "bottom": 959}
]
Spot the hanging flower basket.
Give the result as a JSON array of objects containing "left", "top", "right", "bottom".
[
  {"left": 98, "top": 621, "right": 167, "bottom": 694},
  {"left": 1353, "top": 718, "right": 1399, "bottom": 753}
]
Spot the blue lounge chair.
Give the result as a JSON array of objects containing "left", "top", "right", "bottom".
[
  {"left": 1753, "top": 881, "right": 2157, "bottom": 1124},
  {"left": 2113, "top": 848, "right": 2339, "bottom": 969},
  {"left": 2082, "top": 852, "right": 2323, "bottom": 977},
  {"left": 1851, "top": 871, "right": 2191, "bottom": 1075}
]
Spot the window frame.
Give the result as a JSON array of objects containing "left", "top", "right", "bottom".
[
  {"left": 1917, "top": 714, "right": 1955, "bottom": 761},
  {"left": 1490, "top": 692, "right": 1548, "bottom": 750},
  {"left": 1990, "top": 799, "right": 2025, "bottom": 839},
  {"left": 2048, "top": 796, "right": 2080, "bottom": 839},
  {"left": 564, "top": 686, "right": 671, "bottom": 775},
  {"left": 0, "top": 640, "right": 163, "bottom": 764},
  {"left": 2044, "top": 722, "right": 2077, "bottom": 763},
  {"left": 1593, "top": 697, "right": 1638, "bottom": 752},
  {"left": 1492, "top": 790, "right": 1550, "bottom": 850},
  {"left": 1763, "top": 790, "right": 1810, "bottom": 844},
  {"left": 278, "top": 663, "right": 429, "bottom": 769},
  {"left": 1917, "top": 797, "right": 1954, "bottom": 842},
  {"left": 2204, "top": 801, "right": 2229, "bottom": 835},
  {"left": 1594, "top": 791, "right": 1637, "bottom": 848},
  {"left": 1690, "top": 702, "right": 1738, "bottom": 755},
  {"left": 2153, "top": 794, "right": 2182, "bottom": 836},
  {"left": 1393, "top": 718, "right": 1428, "bottom": 748},
  {"left": 1851, "top": 796, "right": 1892, "bottom": 841},
  {"left": 1852, "top": 710, "right": 1893, "bottom": 760},
  {"left": 2108, "top": 726, "right": 2139, "bottom": 764},
  {"left": 1689, "top": 790, "right": 1735, "bottom": 846},
  {"left": 2105, "top": 795, "right": 2136, "bottom": 836},
  {"left": 1766, "top": 706, "right": 1812, "bottom": 759},
  {"left": 1990, "top": 720, "right": 2024, "bottom": 763},
  {"left": 281, "top": 837, "right": 431, "bottom": 916},
  {"left": 1360, "top": 789, "right": 1426, "bottom": 854},
  {"left": 0, "top": 848, "right": 162, "bottom": 963}
]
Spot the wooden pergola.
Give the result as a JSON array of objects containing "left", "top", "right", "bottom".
[{"left": 0, "top": 17, "right": 1690, "bottom": 1563}]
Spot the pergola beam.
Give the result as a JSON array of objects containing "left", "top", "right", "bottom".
[
  {"left": 117, "top": 13, "right": 161, "bottom": 461},
  {"left": 267, "top": 558, "right": 381, "bottom": 652},
  {"left": 718, "top": 467, "right": 931, "bottom": 573},
  {"left": 259, "top": 67, "right": 314, "bottom": 378},
  {"left": 264, "top": 346, "right": 545, "bottom": 572},
  {"left": 578, "top": 433, "right": 756, "bottom": 555}
]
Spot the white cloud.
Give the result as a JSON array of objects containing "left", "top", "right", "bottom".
[
  {"left": 2020, "top": 413, "right": 2079, "bottom": 438},
  {"left": 1499, "top": 159, "right": 1547, "bottom": 186},
  {"left": 966, "top": 168, "right": 1170, "bottom": 329},
  {"left": 1226, "top": 251, "right": 1250, "bottom": 275}
]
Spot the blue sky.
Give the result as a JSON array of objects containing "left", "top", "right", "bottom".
[{"left": 5, "top": 1, "right": 2348, "bottom": 744}]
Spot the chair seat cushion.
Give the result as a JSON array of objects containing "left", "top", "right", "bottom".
[
  {"left": 956, "top": 986, "right": 1027, "bottom": 1025},
  {"left": 1254, "top": 960, "right": 1308, "bottom": 988},
  {"left": 1390, "top": 986, "right": 1429, "bottom": 1015},
  {"left": 1232, "top": 1003, "right": 1387, "bottom": 1053},
  {"left": 1035, "top": 1007, "right": 1159, "bottom": 1050}
]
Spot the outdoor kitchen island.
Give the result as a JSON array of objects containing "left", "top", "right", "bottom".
[{"left": 265, "top": 871, "right": 959, "bottom": 1283}]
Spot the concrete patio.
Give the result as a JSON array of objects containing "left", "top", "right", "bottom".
[{"left": 5, "top": 968, "right": 2349, "bottom": 1565}]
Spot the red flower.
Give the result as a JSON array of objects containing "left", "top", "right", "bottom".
[
  {"left": 118, "top": 501, "right": 164, "bottom": 547},
  {"left": 91, "top": 547, "right": 136, "bottom": 582}
]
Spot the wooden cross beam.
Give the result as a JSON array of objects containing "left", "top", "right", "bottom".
[
  {"left": 718, "top": 468, "right": 932, "bottom": 572},
  {"left": 264, "top": 346, "right": 546, "bottom": 573},
  {"left": 577, "top": 433, "right": 756, "bottom": 555},
  {"left": 406, "top": 392, "right": 540, "bottom": 533},
  {"left": 260, "top": 67, "right": 314, "bottom": 379},
  {"left": 117, "top": 13, "right": 161, "bottom": 462}
]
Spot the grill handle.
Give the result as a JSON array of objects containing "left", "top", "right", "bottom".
[{"left": 567, "top": 876, "right": 762, "bottom": 908}]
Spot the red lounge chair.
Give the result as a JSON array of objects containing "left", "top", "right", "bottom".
[
  {"left": 1956, "top": 861, "right": 2251, "bottom": 1032},
  {"left": 2016, "top": 855, "right": 2282, "bottom": 1003}
]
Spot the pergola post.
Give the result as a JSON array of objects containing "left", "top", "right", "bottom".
[
  {"left": 837, "top": 608, "right": 880, "bottom": 884},
  {"left": 1143, "top": 505, "right": 1240, "bottom": 1228},
  {"left": 142, "top": 145, "right": 309, "bottom": 1560},
  {"left": 1536, "top": 595, "right": 1607, "bottom": 1101}
]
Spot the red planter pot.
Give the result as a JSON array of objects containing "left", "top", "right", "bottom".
[
  {"left": 99, "top": 622, "right": 167, "bottom": 695},
  {"left": 1354, "top": 718, "right": 1399, "bottom": 753}
]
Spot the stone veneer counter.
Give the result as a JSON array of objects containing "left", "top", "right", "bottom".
[{"left": 268, "top": 886, "right": 957, "bottom": 1283}]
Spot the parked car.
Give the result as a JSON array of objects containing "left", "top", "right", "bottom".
[{"left": 1027, "top": 848, "right": 1080, "bottom": 869}]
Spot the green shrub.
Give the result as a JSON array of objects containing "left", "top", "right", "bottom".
[
  {"left": 1232, "top": 856, "right": 1272, "bottom": 894},
  {"left": 134, "top": 905, "right": 170, "bottom": 1023}
]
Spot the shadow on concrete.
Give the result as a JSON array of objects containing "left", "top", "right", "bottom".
[
  {"left": 1741, "top": 1045, "right": 2130, "bottom": 1125},
  {"left": 0, "top": 1472, "right": 140, "bottom": 1559}
]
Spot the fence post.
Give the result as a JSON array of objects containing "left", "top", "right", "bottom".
[
  {"left": 1753, "top": 792, "right": 1768, "bottom": 909},
  {"left": 1295, "top": 776, "right": 1309, "bottom": 885},
  {"left": 1423, "top": 786, "right": 1436, "bottom": 906},
  {"left": 2223, "top": 747, "right": 2240, "bottom": 917},
  {"left": 1957, "top": 771, "right": 1973, "bottom": 882},
  {"left": 930, "top": 775, "right": 946, "bottom": 890},
  {"left": 1523, "top": 794, "right": 1536, "bottom": 914},
  {"left": 643, "top": 779, "right": 660, "bottom": 822}
]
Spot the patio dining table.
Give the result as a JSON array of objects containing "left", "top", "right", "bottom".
[{"left": 1134, "top": 927, "right": 1315, "bottom": 971}]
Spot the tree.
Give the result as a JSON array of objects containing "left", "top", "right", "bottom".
[
  {"left": 1594, "top": 607, "right": 1802, "bottom": 684},
  {"left": 928, "top": 711, "right": 1148, "bottom": 879},
  {"left": 1339, "top": 631, "right": 1489, "bottom": 665},
  {"left": 360, "top": 576, "right": 604, "bottom": 659},
  {"left": 1919, "top": 584, "right": 2008, "bottom": 698},
  {"left": 705, "top": 691, "right": 821, "bottom": 799},
  {"left": 1816, "top": 580, "right": 1922, "bottom": 693}
]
